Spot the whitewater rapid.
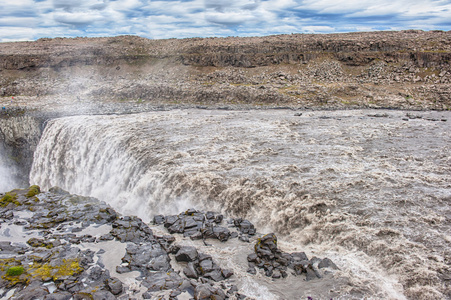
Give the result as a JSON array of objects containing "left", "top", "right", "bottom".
[{"left": 30, "top": 109, "right": 451, "bottom": 299}]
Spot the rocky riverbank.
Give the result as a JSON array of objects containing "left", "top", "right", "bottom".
[
  {"left": 0, "top": 186, "right": 341, "bottom": 299},
  {"left": 1, "top": 30, "right": 451, "bottom": 111}
]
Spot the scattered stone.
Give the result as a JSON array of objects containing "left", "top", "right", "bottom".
[
  {"left": 1, "top": 189, "right": 343, "bottom": 299},
  {"left": 233, "top": 218, "right": 256, "bottom": 235},
  {"left": 175, "top": 246, "right": 199, "bottom": 262},
  {"left": 106, "top": 277, "right": 123, "bottom": 295},
  {"left": 318, "top": 257, "right": 339, "bottom": 270},
  {"left": 110, "top": 216, "right": 154, "bottom": 243},
  {"left": 183, "top": 262, "right": 199, "bottom": 279},
  {"left": 153, "top": 214, "right": 165, "bottom": 224},
  {"left": 194, "top": 283, "right": 226, "bottom": 300},
  {"left": 249, "top": 233, "right": 337, "bottom": 281}
]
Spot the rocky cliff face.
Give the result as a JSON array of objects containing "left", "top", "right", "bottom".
[
  {"left": 0, "top": 111, "right": 43, "bottom": 187},
  {"left": 0, "top": 30, "right": 450, "bottom": 110}
]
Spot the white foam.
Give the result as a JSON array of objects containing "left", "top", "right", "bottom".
[{"left": 29, "top": 109, "right": 451, "bottom": 298}]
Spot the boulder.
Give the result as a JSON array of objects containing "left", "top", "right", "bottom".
[
  {"left": 318, "top": 257, "right": 339, "bottom": 270},
  {"left": 153, "top": 215, "right": 165, "bottom": 224},
  {"left": 212, "top": 226, "right": 231, "bottom": 242},
  {"left": 183, "top": 262, "right": 199, "bottom": 279},
  {"left": 175, "top": 246, "right": 198, "bottom": 262},
  {"left": 194, "top": 283, "right": 226, "bottom": 300},
  {"left": 11, "top": 285, "right": 49, "bottom": 300},
  {"left": 106, "top": 277, "right": 123, "bottom": 295}
]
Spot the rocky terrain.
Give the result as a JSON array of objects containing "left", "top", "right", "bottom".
[
  {"left": 0, "top": 31, "right": 450, "bottom": 300},
  {"left": 0, "top": 186, "right": 340, "bottom": 299},
  {"left": 0, "top": 30, "right": 450, "bottom": 111}
]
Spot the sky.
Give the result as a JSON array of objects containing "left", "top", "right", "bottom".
[{"left": 0, "top": 0, "right": 450, "bottom": 42}]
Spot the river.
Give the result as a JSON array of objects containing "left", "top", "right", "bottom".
[{"left": 29, "top": 109, "right": 451, "bottom": 299}]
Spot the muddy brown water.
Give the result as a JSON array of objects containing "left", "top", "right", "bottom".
[{"left": 29, "top": 109, "right": 451, "bottom": 299}]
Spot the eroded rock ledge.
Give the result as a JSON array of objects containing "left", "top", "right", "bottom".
[
  {"left": 1, "top": 30, "right": 450, "bottom": 111},
  {"left": 0, "top": 186, "right": 340, "bottom": 299}
]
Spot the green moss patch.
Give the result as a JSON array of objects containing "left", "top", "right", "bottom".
[
  {"left": 0, "top": 259, "right": 29, "bottom": 287},
  {"left": 0, "top": 193, "right": 20, "bottom": 207},
  {"left": 26, "top": 238, "right": 54, "bottom": 249},
  {"left": 29, "top": 258, "right": 83, "bottom": 281},
  {"left": 6, "top": 266, "right": 24, "bottom": 276},
  {"left": 26, "top": 185, "right": 41, "bottom": 198}
]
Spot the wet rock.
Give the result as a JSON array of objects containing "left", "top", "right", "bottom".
[
  {"left": 291, "top": 252, "right": 308, "bottom": 262},
  {"left": 156, "top": 234, "right": 176, "bottom": 250},
  {"left": 203, "top": 269, "right": 224, "bottom": 282},
  {"left": 183, "top": 262, "right": 199, "bottom": 279},
  {"left": 11, "top": 285, "right": 49, "bottom": 299},
  {"left": 88, "top": 266, "right": 110, "bottom": 282},
  {"left": 27, "top": 237, "right": 60, "bottom": 248},
  {"left": 293, "top": 260, "right": 310, "bottom": 275},
  {"left": 206, "top": 211, "right": 215, "bottom": 220},
  {"left": 110, "top": 216, "right": 154, "bottom": 243},
  {"left": 175, "top": 246, "right": 198, "bottom": 262},
  {"left": 247, "top": 253, "right": 258, "bottom": 262},
  {"left": 184, "top": 217, "right": 200, "bottom": 229},
  {"left": 199, "top": 258, "right": 215, "bottom": 273},
  {"left": 105, "top": 277, "right": 123, "bottom": 295},
  {"left": 91, "top": 290, "right": 117, "bottom": 300},
  {"left": 164, "top": 215, "right": 179, "bottom": 227},
  {"left": 185, "top": 228, "right": 202, "bottom": 238},
  {"left": 142, "top": 271, "right": 184, "bottom": 292},
  {"left": 168, "top": 218, "right": 185, "bottom": 234},
  {"left": 198, "top": 253, "right": 212, "bottom": 262},
  {"left": 272, "top": 269, "right": 282, "bottom": 278},
  {"left": 214, "top": 214, "right": 224, "bottom": 224},
  {"left": 233, "top": 218, "right": 256, "bottom": 235},
  {"left": 194, "top": 283, "right": 226, "bottom": 300},
  {"left": 43, "top": 292, "right": 72, "bottom": 300},
  {"left": 121, "top": 243, "right": 171, "bottom": 273},
  {"left": 221, "top": 269, "right": 234, "bottom": 279},
  {"left": 0, "top": 241, "right": 28, "bottom": 254},
  {"left": 212, "top": 226, "right": 231, "bottom": 242},
  {"left": 228, "top": 285, "right": 238, "bottom": 294},
  {"left": 250, "top": 233, "right": 334, "bottom": 281},
  {"left": 0, "top": 188, "right": 326, "bottom": 300},
  {"left": 239, "top": 234, "right": 250, "bottom": 242},
  {"left": 185, "top": 208, "right": 198, "bottom": 215},
  {"left": 115, "top": 266, "right": 130, "bottom": 274},
  {"left": 318, "top": 257, "right": 339, "bottom": 270},
  {"left": 153, "top": 214, "right": 165, "bottom": 224}
]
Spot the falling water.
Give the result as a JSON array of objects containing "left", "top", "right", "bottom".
[{"left": 30, "top": 109, "right": 451, "bottom": 299}]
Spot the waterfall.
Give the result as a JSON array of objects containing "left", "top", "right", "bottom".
[{"left": 29, "top": 109, "right": 451, "bottom": 298}]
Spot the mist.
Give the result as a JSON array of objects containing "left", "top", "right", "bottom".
[{"left": 0, "top": 150, "right": 20, "bottom": 193}]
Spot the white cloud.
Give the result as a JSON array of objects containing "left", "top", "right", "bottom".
[
  {"left": 0, "top": 0, "right": 450, "bottom": 42},
  {"left": 53, "top": 11, "right": 106, "bottom": 26}
]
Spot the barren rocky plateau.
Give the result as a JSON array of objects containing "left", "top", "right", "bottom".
[{"left": 0, "top": 30, "right": 450, "bottom": 112}]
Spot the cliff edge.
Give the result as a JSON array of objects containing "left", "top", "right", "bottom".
[{"left": 0, "top": 30, "right": 450, "bottom": 110}]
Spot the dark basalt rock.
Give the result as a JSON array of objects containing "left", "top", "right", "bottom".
[
  {"left": 121, "top": 243, "right": 171, "bottom": 274},
  {"left": 233, "top": 218, "right": 256, "bottom": 235},
  {"left": 43, "top": 292, "right": 72, "bottom": 300},
  {"left": 152, "top": 214, "right": 165, "bottom": 224},
  {"left": 318, "top": 257, "right": 339, "bottom": 270},
  {"left": 0, "top": 189, "right": 337, "bottom": 300},
  {"left": 175, "top": 246, "right": 199, "bottom": 262},
  {"left": 183, "top": 262, "right": 199, "bottom": 279},
  {"left": 194, "top": 283, "right": 227, "bottom": 300},
  {"left": 11, "top": 284, "right": 50, "bottom": 299},
  {"left": 250, "top": 232, "right": 337, "bottom": 281},
  {"left": 142, "top": 271, "right": 184, "bottom": 292},
  {"left": 110, "top": 216, "right": 154, "bottom": 243}
]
